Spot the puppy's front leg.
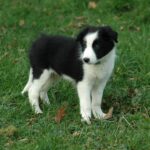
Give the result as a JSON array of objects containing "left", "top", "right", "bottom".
[
  {"left": 92, "top": 81, "right": 107, "bottom": 119},
  {"left": 77, "top": 82, "right": 92, "bottom": 124}
]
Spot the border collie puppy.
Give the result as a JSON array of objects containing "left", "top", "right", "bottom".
[{"left": 22, "top": 26, "right": 118, "bottom": 124}]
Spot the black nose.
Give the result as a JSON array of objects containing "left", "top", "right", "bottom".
[{"left": 83, "top": 58, "right": 90, "bottom": 63}]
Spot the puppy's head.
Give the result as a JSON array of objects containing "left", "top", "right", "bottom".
[{"left": 76, "top": 26, "right": 118, "bottom": 64}]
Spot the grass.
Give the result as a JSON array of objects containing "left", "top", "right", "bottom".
[{"left": 0, "top": 0, "right": 150, "bottom": 149}]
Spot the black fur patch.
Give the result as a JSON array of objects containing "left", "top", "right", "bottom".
[{"left": 29, "top": 35, "right": 83, "bottom": 81}]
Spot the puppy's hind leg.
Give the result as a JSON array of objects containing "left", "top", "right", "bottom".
[
  {"left": 40, "top": 80, "right": 50, "bottom": 105},
  {"left": 40, "top": 92, "right": 50, "bottom": 105},
  {"left": 21, "top": 68, "right": 33, "bottom": 95},
  {"left": 28, "top": 69, "right": 50, "bottom": 114},
  {"left": 40, "top": 71, "right": 59, "bottom": 105}
]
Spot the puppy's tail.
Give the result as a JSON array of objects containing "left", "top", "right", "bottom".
[{"left": 21, "top": 68, "right": 33, "bottom": 95}]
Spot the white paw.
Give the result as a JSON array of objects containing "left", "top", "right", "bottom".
[
  {"left": 33, "top": 105, "right": 43, "bottom": 114},
  {"left": 40, "top": 92, "right": 50, "bottom": 105},
  {"left": 81, "top": 109, "right": 91, "bottom": 124},
  {"left": 92, "top": 106, "right": 106, "bottom": 119},
  {"left": 35, "top": 108, "right": 43, "bottom": 114},
  {"left": 81, "top": 118, "right": 91, "bottom": 125}
]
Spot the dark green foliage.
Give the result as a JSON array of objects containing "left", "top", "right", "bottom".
[{"left": 113, "top": 0, "right": 135, "bottom": 13}]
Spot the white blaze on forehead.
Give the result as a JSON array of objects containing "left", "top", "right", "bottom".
[
  {"left": 84, "top": 31, "right": 98, "bottom": 46},
  {"left": 82, "top": 31, "right": 98, "bottom": 64}
]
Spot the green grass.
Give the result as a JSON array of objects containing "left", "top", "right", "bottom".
[{"left": 0, "top": 0, "right": 150, "bottom": 149}]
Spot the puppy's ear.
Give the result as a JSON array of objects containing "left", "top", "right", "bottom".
[
  {"left": 101, "top": 26, "right": 118, "bottom": 43},
  {"left": 76, "top": 27, "right": 89, "bottom": 42}
]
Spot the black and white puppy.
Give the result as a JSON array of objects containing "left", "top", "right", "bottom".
[{"left": 22, "top": 26, "right": 118, "bottom": 124}]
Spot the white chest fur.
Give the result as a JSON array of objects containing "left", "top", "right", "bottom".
[{"left": 82, "top": 48, "right": 116, "bottom": 85}]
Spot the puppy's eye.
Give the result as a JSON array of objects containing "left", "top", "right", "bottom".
[
  {"left": 94, "top": 44, "right": 99, "bottom": 49},
  {"left": 93, "top": 40, "right": 99, "bottom": 50}
]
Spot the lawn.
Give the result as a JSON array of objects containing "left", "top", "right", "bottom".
[{"left": 0, "top": 0, "right": 150, "bottom": 149}]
